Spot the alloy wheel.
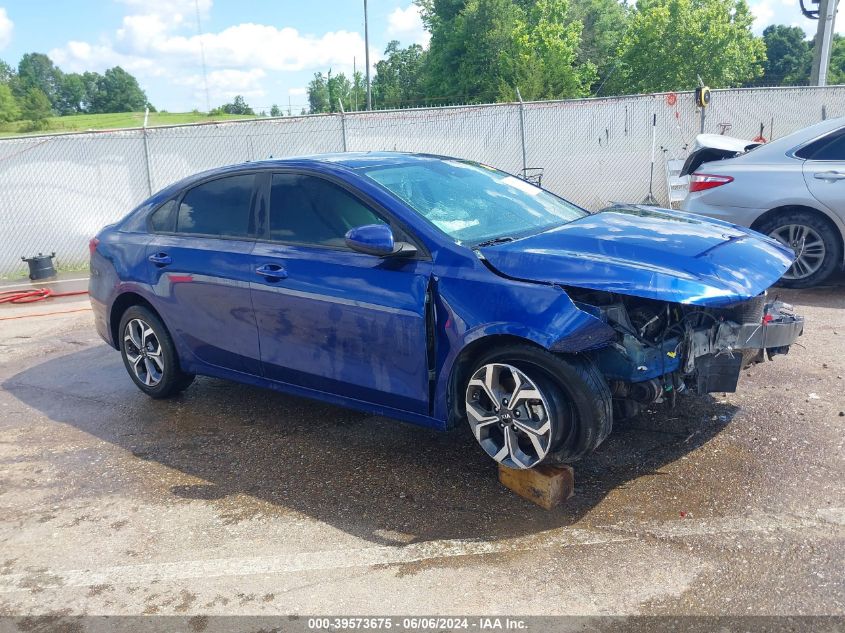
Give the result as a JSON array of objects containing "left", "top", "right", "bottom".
[
  {"left": 769, "top": 224, "right": 826, "bottom": 281},
  {"left": 465, "top": 363, "right": 553, "bottom": 469},
  {"left": 123, "top": 318, "right": 164, "bottom": 387}
]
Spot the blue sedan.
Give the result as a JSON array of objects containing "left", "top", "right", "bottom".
[{"left": 89, "top": 153, "right": 804, "bottom": 469}]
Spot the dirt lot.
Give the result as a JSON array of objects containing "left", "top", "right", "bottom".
[{"left": 0, "top": 275, "right": 843, "bottom": 619}]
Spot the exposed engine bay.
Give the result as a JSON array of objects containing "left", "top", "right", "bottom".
[{"left": 568, "top": 289, "right": 805, "bottom": 419}]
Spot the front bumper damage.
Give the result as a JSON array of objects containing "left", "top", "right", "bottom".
[
  {"left": 580, "top": 294, "right": 804, "bottom": 414},
  {"left": 682, "top": 301, "right": 803, "bottom": 392}
]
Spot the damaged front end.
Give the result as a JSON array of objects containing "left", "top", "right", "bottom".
[{"left": 568, "top": 289, "right": 804, "bottom": 419}]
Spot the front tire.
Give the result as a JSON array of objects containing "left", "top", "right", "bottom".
[
  {"left": 758, "top": 211, "right": 842, "bottom": 288},
  {"left": 118, "top": 305, "right": 194, "bottom": 398},
  {"left": 463, "top": 345, "right": 612, "bottom": 469}
]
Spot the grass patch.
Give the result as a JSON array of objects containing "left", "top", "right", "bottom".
[{"left": 0, "top": 111, "right": 258, "bottom": 138}]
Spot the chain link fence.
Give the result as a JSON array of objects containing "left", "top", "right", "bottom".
[{"left": 2, "top": 85, "right": 844, "bottom": 278}]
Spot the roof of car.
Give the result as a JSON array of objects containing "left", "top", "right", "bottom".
[
  {"left": 254, "top": 151, "right": 446, "bottom": 169},
  {"left": 144, "top": 152, "right": 448, "bottom": 206}
]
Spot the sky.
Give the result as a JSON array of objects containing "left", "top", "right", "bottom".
[{"left": 0, "top": 0, "right": 839, "bottom": 113}]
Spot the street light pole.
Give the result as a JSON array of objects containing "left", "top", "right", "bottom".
[
  {"left": 811, "top": 0, "right": 838, "bottom": 85},
  {"left": 364, "top": 0, "right": 372, "bottom": 110}
]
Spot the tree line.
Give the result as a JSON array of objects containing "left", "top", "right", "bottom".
[
  {"left": 3, "top": 0, "right": 842, "bottom": 129},
  {"left": 0, "top": 52, "right": 150, "bottom": 130},
  {"left": 306, "top": 0, "right": 845, "bottom": 113}
]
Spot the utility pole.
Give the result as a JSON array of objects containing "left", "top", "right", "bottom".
[
  {"left": 364, "top": 0, "right": 372, "bottom": 110},
  {"left": 354, "top": 56, "right": 358, "bottom": 111},
  {"left": 811, "top": 0, "right": 838, "bottom": 85}
]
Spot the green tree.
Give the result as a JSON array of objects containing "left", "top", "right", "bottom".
[
  {"left": 307, "top": 72, "right": 330, "bottom": 113},
  {"left": 0, "top": 83, "right": 19, "bottom": 122},
  {"left": 761, "top": 25, "right": 811, "bottom": 85},
  {"left": 327, "top": 71, "right": 353, "bottom": 111},
  {"left": 350, "top": 71, "right": 367, "bottom": 111},
  {"left": 20, "top": 87, "right": 52, "bottom": 130},
  {"left": 56, "top": 72, "right": 86, "bottom": 114},
  {"left": 80, "top": 71, "right": 102, "bottom": 112},
  {"left": 270, "top": 104, "right": 282, "bottom": 116},
  {"left": 566, "top": 0, "right": 629, "bottom": 91},
  {"left": 372, "top": 41, "right": 426, "bottom": 108},
  {"left": 212, "top": 95, "right": 255, "bottom": 115},
  {"left": 91, "top": 66, "right": 148, "bottom": 113},
  {"left": 604, "top": 0, "right": 765, "bottom": 94},
  {"left": 0, "top": 59, "right": 14, "bottom": 84},
  {"left": 16, "top": 53, "right": 63, "bottom": 109},
  {"left": 826, "top": 35, "right": 845, "bottom": 84},
  {"left": 420, "top": 0, "right": 591, "bottom": 103}
]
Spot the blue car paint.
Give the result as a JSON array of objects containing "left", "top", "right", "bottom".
[
  {"left": 90, "top": 152, "right": 793, "bottom": 433},
  {"left": 479, "top": 205, "right": 795, "bottom": 307},
  {"left": 344, "top": 224, "right": 396, "bottom": 255},
  {"left": 250, "top": 240, "right": 433, "bottom": 415}
]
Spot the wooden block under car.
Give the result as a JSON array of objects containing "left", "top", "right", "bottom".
[{"left": 498, "top": 463, "right": 574, "bottom": 509}]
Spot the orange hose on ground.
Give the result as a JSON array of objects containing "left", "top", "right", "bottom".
[{"left": 0, "top": 288, "right": 89, "bottom": 304}]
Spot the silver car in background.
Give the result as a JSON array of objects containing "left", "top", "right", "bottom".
[{"left": 681, "top": 117, "right": 845, "bottom": 287}]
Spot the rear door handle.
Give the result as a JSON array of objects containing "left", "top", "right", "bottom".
[
  {"left": 813, "top": 171, "right": 845, "bottom": 181},
  {"left": 148, "top": 252, "right": 172, "bottom": 266},
  {"left": 256, "top": 263, "right": 288, "bottom": 280}
]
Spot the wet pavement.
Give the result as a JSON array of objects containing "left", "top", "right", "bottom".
[{"left": 0, "top": 276, "right": 843, "bottom": 617}]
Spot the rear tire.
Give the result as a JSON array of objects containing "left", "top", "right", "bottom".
[
  {"left": 463, "top": 345, "right": 611, "bottom": 468},
  {"left": 118, "top": 305, "right": 195, "bottom": 399},
  {"left": 757, "top": 211, "right": 842, "bottom": 288}
]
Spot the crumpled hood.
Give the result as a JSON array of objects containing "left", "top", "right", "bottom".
[{"left": 479, "top": 206, "right": 795, "bottom": 307}]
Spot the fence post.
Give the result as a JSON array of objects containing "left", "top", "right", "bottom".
[
  {"left": 338, "top": 99, "right": 348, "bottom": 152},
  {"left": 516, "top": 87, "right": 527, "bottom": 177},
  {"left": 142, "top": 125, "right": 153, "bottom": 197}
]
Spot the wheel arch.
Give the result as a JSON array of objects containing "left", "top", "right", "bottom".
[
  {"left": 750, "top": 204, "right": 845, "bottom": 265},
  {"left": 445, "top": 333, "right": 556, "bottom": 428},
  {"left": 109, "top": 291, "right": 162, "bottom": 349}
]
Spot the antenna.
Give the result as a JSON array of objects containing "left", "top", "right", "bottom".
[{"left": 194, "top": 0, "right": 211, "bottom": 112}]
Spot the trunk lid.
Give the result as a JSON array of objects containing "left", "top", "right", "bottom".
[
  {"left": 478, "top": 206, "right": 794, "bottom": 307},
  {"left": 680, "top": 133, "right": 763, "bottom": 176}
]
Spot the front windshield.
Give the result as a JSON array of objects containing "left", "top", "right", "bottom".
[{"left": 359, "top": 159, "right": 586, "bottom": 245}]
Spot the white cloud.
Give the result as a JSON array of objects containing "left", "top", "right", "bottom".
[
  {"left": 288, "top": 87, "right": 306, "bottom": 96},
  {"left": 749, "top": 0, "right": 845, "bottom": 35},
  {"left": 47, "top": 0, "right": 379, "bottom": 110},
  {"left": 0, "top": 8, "right": 13, "bottom": 50},
  {"left": 181, "top": 68, "right": 267, "bottom": 102},
  {"left": 52, "top": 3, "right": 375, "bottom": 77},
  {"left": 387, "top": 4, "right": 430, "bottom": 47},
  {"left": 751, "top": 0, "right": 775, "bottom": 32}
]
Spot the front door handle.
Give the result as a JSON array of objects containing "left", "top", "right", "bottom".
[
  {"left": 256, "top": 264, "right": 288, "bottom": 280},
  {"left": 813, "top": 171, "right": 845, "bottom": 181},
  {"left": 148, "top": 252, "right": 172, "bottom": 266}
]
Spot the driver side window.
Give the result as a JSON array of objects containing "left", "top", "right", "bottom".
[{"left": 268, "top": 173, "right": 385, "bottom": 247}]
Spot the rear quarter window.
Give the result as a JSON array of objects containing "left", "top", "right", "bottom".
[
  {"left": 794, "top": 127, "right": 845, "bottom": 160},
  {"left": 148, "top": 199, "right": 178, "bottom": 233}
]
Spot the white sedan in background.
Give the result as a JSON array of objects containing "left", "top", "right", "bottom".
[{"left": 681, "top": 117, "right": 845, "bottom": 287}]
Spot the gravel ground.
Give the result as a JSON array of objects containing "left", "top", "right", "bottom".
[{"left": 0, "top": 276, "right": 842, "bottom": 622}]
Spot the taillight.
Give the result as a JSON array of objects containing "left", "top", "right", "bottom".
[
  {"left": 89, "top": 237, "right": 100, "bottom": 257},
  {"left": 689, "top": 173, "right": 734, "bottom": 192}
]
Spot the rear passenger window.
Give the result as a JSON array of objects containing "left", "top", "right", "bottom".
[
  {"left": 795, "top": 128, "right": 845, "bottom": 160},
  {"left": 149, "top": 199, "right": 177, "bottom": 233},
  {"left": 268, "top": 173, "right": 385, "bottom": 247},
  {"left": 176, "top": 175, "right": 255, "bottom": 238}
]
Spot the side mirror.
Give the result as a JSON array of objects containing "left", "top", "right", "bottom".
[{"left": 345, "top": 224, "right": 417, "bottom": 257}]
